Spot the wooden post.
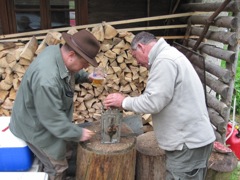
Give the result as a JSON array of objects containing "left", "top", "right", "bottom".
[
  {"left": 76, "top": 121, "right": 136, "bottom": 180},
  {"left": 135, "top": 131, "right": 166, "bottom": 180}
]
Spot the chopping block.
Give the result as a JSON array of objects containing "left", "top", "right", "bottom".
[
  {"left": 76, "top": 121, "right": 136, "bottom": 180},
  {"left": 135, "top": 131, "right": 166, "bottom": 180}
]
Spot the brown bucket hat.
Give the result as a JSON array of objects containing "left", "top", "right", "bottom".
[{"left": 62, "top": 29, "right": 100, "bottom": 67}]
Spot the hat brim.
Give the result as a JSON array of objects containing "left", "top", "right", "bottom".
[{"left": 62, "top": 33, "right": 98, "bottom": 67}]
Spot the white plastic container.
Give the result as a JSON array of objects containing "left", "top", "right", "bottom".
[{"left": 0, "top": 116, "right": 34, "bottom": 171}]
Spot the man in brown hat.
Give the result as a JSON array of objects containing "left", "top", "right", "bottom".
[{"left": 9, "top": 29, "right": 100, "bottom": 180}]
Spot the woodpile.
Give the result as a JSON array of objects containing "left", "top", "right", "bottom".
[{"left": 0, "top": 23, "right": 152, "bottom": 126}]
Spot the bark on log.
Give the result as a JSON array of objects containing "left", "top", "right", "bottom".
[
  {"left": 189, "top": 16, "right": 239, "bottom": 29},
  {"left": 194, "top": 66, "right": 229, "bottom": 99},
  {"left": 208, "top": 151, "right": 238, "bottom": 173},
  {"left": 206, "top": 93, "right": 228, "bottom": 118},
  {"left": 76, "top": 121, "right": 136, "bottom": 180},
  {"left": 175, "top": 45, "right": 232, "bottom": 84},
  {"left": 188, "top": 15, "right": 239, "bottom": 30},
  {"left": 214, "top": 130, "right": 223, "bottom": 143},
  {"left": 135, "top": 131, "right": 166, "bottom": 180},
  {"left": 191, "top": 27, "right": 238, "bottom": 46},
  {"left": 180, "top": 1, "right": 240, "bottom": 13},
  {"left": 187, "top": 39, "right": 236, "bottom": 63},
  {"left": 208, "top": 108, "right": 226, "bottom": 134}
]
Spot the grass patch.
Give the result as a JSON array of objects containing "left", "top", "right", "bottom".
[{"left": 230, "top": 163, "right": 240, "bottom": 180}]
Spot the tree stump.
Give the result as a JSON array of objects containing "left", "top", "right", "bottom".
[
  {"left": 206, "top": 151, "right": 238, "bottom": 180},
  {"left": 135, "top": 131, "right": 166, "bottom": 180},
  {"left": 76, "top": 121, "right": 136, "bottom": 180}
]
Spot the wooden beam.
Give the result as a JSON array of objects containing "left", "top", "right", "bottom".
[
  {"left": 78, "top": 0, "right": 88, "bottom": 25},
  {"left": 175, "top": 45, "right": 232, "bottom": 84},
  {"left": 180, "top": 1, "right": 240, "bottom": 13},
  {"left": 189, "top": 15, "right": 239, "bottom": 30},
  {"left": 187, "top": 39, "right": 236, "bottom": 63},
  {"left": 207, "top": 93, "right": 229, "bottom": 118},
  {"left": 0, "top": 12, "right": 208, "bottom": 40},
  {"left": 208, "top": 108, "right": 226, "bottom": 134},
  {"left": 194, "top": 65, "right": 229, "bottom": 99},
  {"left": 191, "top": 26, "right": 238, "bottom": 46}
]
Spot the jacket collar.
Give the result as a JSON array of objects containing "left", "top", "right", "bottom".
[
  {"left": 148, "top": 38, "right": 170, "bottom": 68},
  {"left": 56, "top": 45, "right": 69, "bottom": 80}
]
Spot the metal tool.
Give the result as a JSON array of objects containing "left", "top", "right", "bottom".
[{"left": 101, "top": 108, "right": 122, "bottom": 144}]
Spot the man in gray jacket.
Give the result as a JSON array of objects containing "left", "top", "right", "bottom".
[
  {"left": 10, "top": 30, "right": 99, "bottom": 180},
  {"left": 104, "top": 32, "right": 215, "bottom": 180}
]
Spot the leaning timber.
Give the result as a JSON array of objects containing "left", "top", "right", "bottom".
[
  {"left": 188, "top": 15, "right": 239, "bottom": 30},
  {"left": 187, "top": 39, "right": 236, "bottom": 63},
  {"left": 194, "top": 66, "right": 229, "bottom": 99},
  {"left": 180, "top": 1, "right": 240, "bottom": 13},
  {"left": 175, "top": 45, "right": 232, "bottom": 84},
  {"left": 191, "top": 26, "right": 238, "bottom": 46}
]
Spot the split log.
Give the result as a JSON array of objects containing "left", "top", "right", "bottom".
[
  {"left": 76, "top": 121, "right": 136, "bottom": 180},
  {"left": 187, "top": 39, "right": 236, "bottom": 63},
  {"left": 180, "top": 1, "right": 240, "bottom": 13},
  {"left": 0, "top": 42, "right": 16, "bottom": 51},
  {"left": 208, "top": 108, "right": 226, "bottom": 134},
  {"left": 194, "top": 66, "right": 229, "bottom": 99},
  {"left": 142, "top": 124, "right": 154, "bottom": 133},
  {"left": 188, "top": 15, "right": 239, "bottom": 30},
  {"left": 19, "top": 36, "right": 38, "bottom": 61},
  {"left": 190, "top": 26, "right": 238, "bottom": 46},
  {"left": 135, "top": 131, "right": 166, "bottom": 180}
]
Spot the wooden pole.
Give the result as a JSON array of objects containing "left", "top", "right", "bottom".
[
  {"left": 189, "top": 15, "right": 239, "bottom": 30},
  {"left": 191, "top": 26, "right": 238, "bottom": 46},
  {"left": 187, "top": 39, "right": 236, "bottom": 63},
  {"left": 180, "top": 1, "right": 240, "bottom": 13},
  {"left": 194, "top": 65, "right": 229, "bottom": 99}
]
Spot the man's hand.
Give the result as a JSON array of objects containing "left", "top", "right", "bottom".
[
  {"left": 103, "top": 93, "right": 125, "bottom": 109},
  {"left": 80, "top": 128, "right": 95, "bottom": 141}
]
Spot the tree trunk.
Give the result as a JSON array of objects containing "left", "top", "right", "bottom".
[
  {"left": 135, "top": 131, "right": 166, "bottom": 180},
  {"left": 76, "top": 121, "right": 136, "bottom": 180}
]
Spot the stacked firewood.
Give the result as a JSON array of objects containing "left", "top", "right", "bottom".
[{"left": 0, "top": 23, "right": 152, "bottom": 125}]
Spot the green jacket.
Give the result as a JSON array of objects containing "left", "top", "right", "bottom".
[{"left": 10, "top": 45, "right": 89, "bottom": 160}]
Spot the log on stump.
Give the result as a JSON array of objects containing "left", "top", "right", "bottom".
[
  {"left": 135, "top": 131, "right": 166, "bottom": 180},
  {"left": 76, "top": 121, "right": 136, "bottom": 180}
]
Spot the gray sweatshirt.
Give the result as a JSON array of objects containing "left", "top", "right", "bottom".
[{"left": 123, "top": 38, "right": 215, "bottom": 151}]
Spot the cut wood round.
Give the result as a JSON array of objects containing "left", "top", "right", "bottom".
[
  {"left": 135, "top": 131, "right": 166, "bottom": 180},
  {"left": 76, "top": 121, "right": 136, "bottom": 180},
  {"left": 206, "top": 151, "right": 238, "bottom": 180}
]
